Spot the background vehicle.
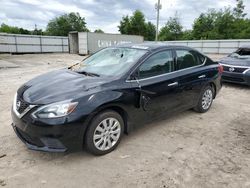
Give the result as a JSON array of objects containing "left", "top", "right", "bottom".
[
  {"left": 11, "top": 44, "right": 222, "bottom": 155},
  {"left": 219, "top": 46, "right": 250, "bottom": 86}
]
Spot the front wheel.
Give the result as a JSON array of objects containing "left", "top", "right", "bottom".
[
  {"left": 85, "top": 110, "right": 124, "bottom": 155},
  {"left": 194, "top": 85, "right": 214, "bottom": 113}
]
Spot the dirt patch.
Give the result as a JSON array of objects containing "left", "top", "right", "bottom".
[{"left": 0, "top": 53, "right": 250, "bottom": 188}]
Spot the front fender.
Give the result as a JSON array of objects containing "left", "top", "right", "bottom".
[
  {"left": 75, "top": 90, "right": 125, "bottom": 117},
  {"left": 75, "top": 90, "right": 133, "bottom": 133}
]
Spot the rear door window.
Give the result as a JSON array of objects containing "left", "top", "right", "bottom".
[{"left": 176, "top": 50, "right": 204, "bottom": 70}]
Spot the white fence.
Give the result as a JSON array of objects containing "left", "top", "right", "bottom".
[
  {"left": 161, "top": 39, "right": 250, "bottom": 54},
  {"left": 1, "top": 33, "right": 250, "bottom": 55},
  {"left": 0, "top": 33, "right": 69, "bottom": 53}
]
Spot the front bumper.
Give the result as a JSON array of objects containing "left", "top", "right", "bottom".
[
  {"left": 11, "top": 108, "right": 87, "bottom": 152},
  {"left": 222, "top": 71, "right": 250, "bottom": 86}
]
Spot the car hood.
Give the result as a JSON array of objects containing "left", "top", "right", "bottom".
[
  {"left": 21, "top": 69, "right": 111, "bottom": 104},
  {"left": 219, "top": 56, "right": 250, "bottom": 67}
]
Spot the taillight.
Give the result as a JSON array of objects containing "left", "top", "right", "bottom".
[{"left": 218, "top": 64, "right": 223, "bottom": 74}]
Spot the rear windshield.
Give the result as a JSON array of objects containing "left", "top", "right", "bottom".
[{"left": 230, "top": 48, "right": 250, "bottom": 59}]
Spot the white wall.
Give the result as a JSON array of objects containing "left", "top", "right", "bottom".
[
  {"left": 148, "top": 39, "right": 250, "bottom": 54},
  {"left": 0, "top": 33, "right": 69, "bottom": 53}
]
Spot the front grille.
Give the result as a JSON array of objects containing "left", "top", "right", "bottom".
[
  {"left": 16, "top": 94, "right": 29, "bottom": 114},
  {"left": 222, "top": 75, "right": 245, "bottom": 83},
  {"left": 40, "top": 138, "right": 65, "bottom": 149},
  {"left": 16, "top": 127, "right": 44, "bottom": 147},
  {"left": 223, "top": 65, "right": 248, "bottom": 73}
]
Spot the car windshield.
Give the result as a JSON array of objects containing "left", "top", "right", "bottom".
[
  {"left": 75, "top": 47, "right": 148, "bottom": 77},
  {"left": 230, "top": 48, "right": 250, "bottom": 59}
]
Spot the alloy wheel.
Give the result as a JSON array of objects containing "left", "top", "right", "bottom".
[
  {"left": 202, "top": 89, "right": 213, "bottom": 110},
  {"left": 93, "top": 118, "right": 121, "bottom": 151}
]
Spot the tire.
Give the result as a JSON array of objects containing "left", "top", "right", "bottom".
[
  {"left": 194, "top": 85, "right": 214, "bottom": 113},
  {"left": 85, "top": 110, "right": 124, "bottom": 155}
]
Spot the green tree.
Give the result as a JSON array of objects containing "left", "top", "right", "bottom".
[
  {"left": 233, "top": 18, "right": 250, "bottom": 39},
  {"left": 145, "top": 21, "right": 156, "bottom": 41},
  {"left": 191, "top": 0, "right": 250, "bottom": 40},
  {"left": 46, "top": 12, "right": 88, "bottom": 36},
  {"left": 192, "top": 10, "right": 218, "bottom": 39},
  {"left": 0, "top": 23, "right": 45, "bottom": 35},
  {"left": 214, "top": 8, "right": 236, "bottom": 39},
  {"left": 19, "top": 28, "right": 31, "bottom": 34},
  {"left": 118, "top": 10, "right": 156, "bottom": 41},
  {"left": 0, "top": 23, "right": 21, "bottom": 34},
  {"left": 118, "top": 15, "right": 131, "bottom": 34},
  {"left": 192, "top": 4, "right": 250, "bottom": 40},
  {"left": 129, "top": 10, "right": 147, "bottom": 36},
  {"left": 232, "top": 0, "right": 250, "bottom": 39},
  {"left": 233, "top": 0, "right": 247, "bottom": 18},
  {"left": 94, "top": 29, "right": 104, "bottom": 33},
  {"left": 0, "top": 23, "right": 34, "bottom": 35},
  {"left": 182, "top": 30, "right": 193, "bottom": 40},
  {"left": 158, "top": 16, "right": 183, "bottom": 41},
  {"left": 32, "top": 28, "right": 43, "bottom": 35}
]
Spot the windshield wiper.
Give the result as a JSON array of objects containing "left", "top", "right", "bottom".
[
  {"left": 68, "top": 62, "right": 80, "bottom": 70},
  {"left": 77, "top": 70, "right": 100, "bottom": 77}
]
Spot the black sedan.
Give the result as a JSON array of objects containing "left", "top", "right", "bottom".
[
  {"left": 11, "top": 44, "right": 222, "bottom": 155},
  {"left": 219, "top": 46, "right": 250, "bottom": 86}
]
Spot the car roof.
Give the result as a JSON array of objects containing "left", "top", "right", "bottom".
[{"left": 116, "top": 42, "right": 191, "bottom": 51}]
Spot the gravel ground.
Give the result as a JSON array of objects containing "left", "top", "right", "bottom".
[{"left": 0, "top": 53, "right": 250, "bottom": 188}]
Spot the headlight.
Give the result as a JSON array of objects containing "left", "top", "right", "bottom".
[{"left": 32, "top": 100, "right": 78, "bottom": 119}]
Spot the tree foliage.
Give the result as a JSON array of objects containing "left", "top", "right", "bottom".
[
  {"left": 158, "top": 16, "right": 183, "bottom": 41},
  {"left": 129, "top": 10, "right": 147, "bottom": 36},
  {"left": 181, "top": 30, "right": 193, "bottom": 40},
  {"left": 32, "top": 28, "right": 43, "bottom": 35},
  {"left": 118, "top": 10, "right": 156, "bottom": 41},
  {"left": 119, "top": 0, "right": 250, "bottom": 41},
  {"left": 118, "top": 16, "right": 131, "bottom": 34},
  {"left": 233, "top": 0, "right": 247, "bottom": 18},
  {"left": 0, "top": 23, "right": 44, "bottom": 35},
  {"left": 1, "top": 0, "right": 250, "bottom": 40},
  {"left": 46, "top": 12, "right": 88, "bottom": 36},
  {"left": 0, "top": 23, "right": 31, "bottom": 34},
  {"left": 192, "top": 4, "right": 250, "bottom": 40},
  {"left": 94, "top": 29, "right": 104, "bottom": 33},
  {"left": 145, "top": 22, "right": 156, "bottom": 41}
]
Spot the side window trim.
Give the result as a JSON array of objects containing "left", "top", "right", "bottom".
[{"left": 126, "top": 49, "right": 206, "bottom": 82}]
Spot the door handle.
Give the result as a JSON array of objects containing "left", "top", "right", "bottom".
[
  {"left": 168, "top": 82, "right": 178, "bottom": 87},
  {"left": 198, "top": 75, "right": 206, "bottom": 79}
]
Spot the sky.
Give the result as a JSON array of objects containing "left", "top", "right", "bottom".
[{"left": 0, "top": 0, "right": 250, "bottom": 33}]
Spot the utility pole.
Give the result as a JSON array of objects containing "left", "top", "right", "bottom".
[
  {"left": 34, "top": 24, "right": 37, "bottom": 35},
  {"left": 155, "top": 0, "right": 162, "bottom": 41}
]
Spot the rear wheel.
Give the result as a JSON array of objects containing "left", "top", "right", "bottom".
[
  {"left": 194, "top": 85, "right": 214, "bottom": 113},
  {"left": 85, "top": 110, "right": 124, "bottom": 155}
]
